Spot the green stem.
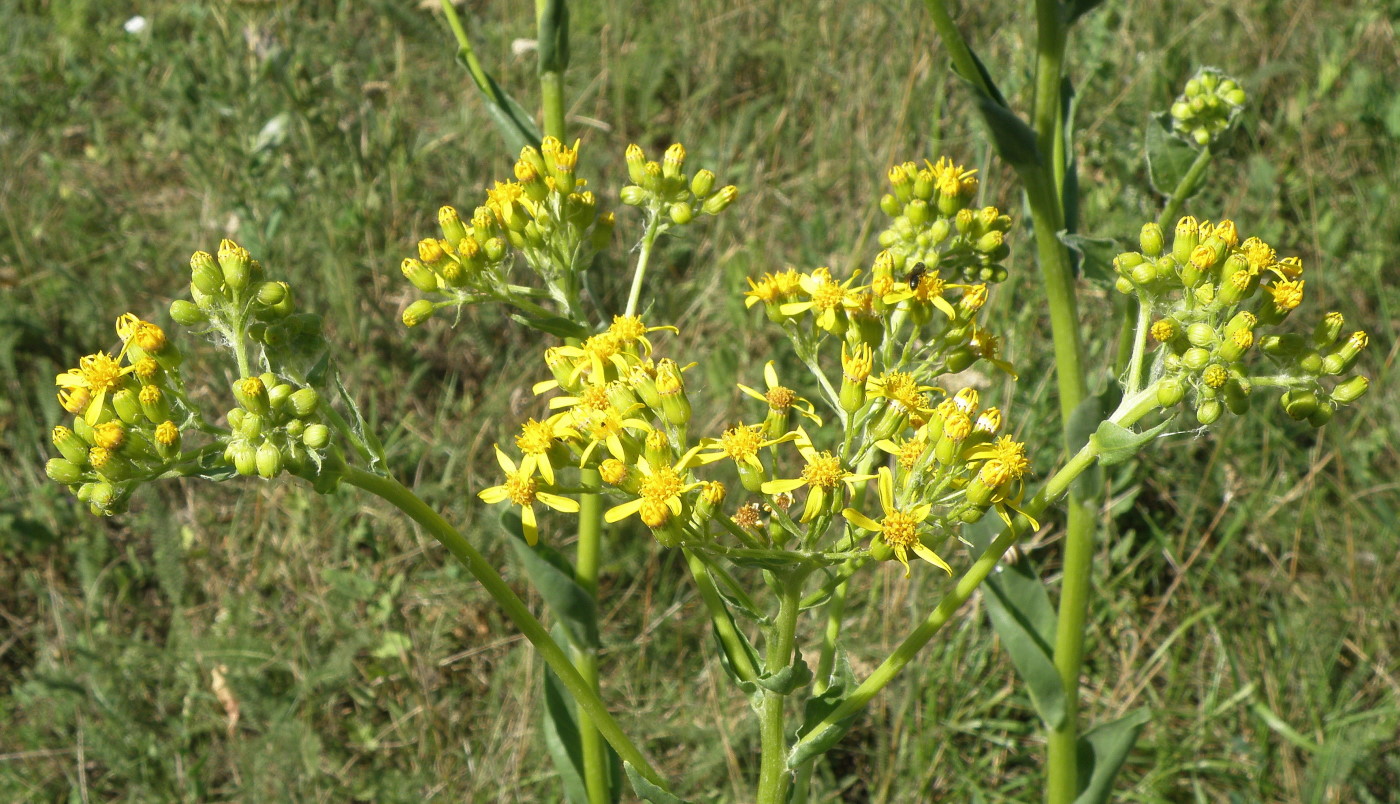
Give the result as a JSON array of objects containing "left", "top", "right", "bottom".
[
  {"left": 338, "top": 466, "right": 667, "bottom": 790},
  {"left": 624, "top": 212, "right": 663, "bottom": 318},
  {"left": 789, "top": 387, "right": 1161, "bottom": 754},
  {"left": 535, "top": 0, "right": 568, "bottom": 141},
  {"left": 539, "top": 70, "right": 566, "bottom": 142},
  {"left": 684, "top": 548, "right": 759, "bottom": 682},
  {"left": 1045, "top": 504, "right": 1091, "bottom": 804},
  {"left": 574, "top": 467, "right": 608, "bottom": 804},
  {"left": 756, "top": 571, "right": 806, "bottom": 804}
]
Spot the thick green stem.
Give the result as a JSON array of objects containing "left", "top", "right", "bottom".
[
  {"left": 789, "top": 387, "right": 1161, "bottom": 754},
  {"left": 684, "top": 549, "right": 759, "bottom": 682},
  {"left": 338, "top": 466, "right": 666, "bottom": 790},
  {"left": 539, "top": 71, "right": 566, "bottom": 142},
  {"left": 756, "top": 572, "right": 805, "bottom": 804},
  {"left": 574, "top": 468, "right": 608, "bottom": 804}
]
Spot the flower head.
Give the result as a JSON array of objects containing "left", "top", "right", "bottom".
[
  {"left": 478, "top": 446, "right": 579, "bottom": 545},
  {"left": 842, "top": 467, "right": 951, "bottom": 577}
]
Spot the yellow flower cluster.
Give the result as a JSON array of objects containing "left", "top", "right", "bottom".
[
  {"left": 49, "top": 314, "right": 188, "bottom": 515},
  {"left": 399, "top": 137, "right": 614, "bottom": 327},
  {"left": 1116, "top": 217, "right": 1369, "bottom": 426}
]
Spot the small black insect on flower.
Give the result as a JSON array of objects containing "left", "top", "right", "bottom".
[{"left": 906, "top": 262, "right": 928, "bottom": 290}]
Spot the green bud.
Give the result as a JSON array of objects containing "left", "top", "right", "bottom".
[
  {"left": 905, "top": 199, "right": 930, "bottom": 226},
  {"left": 255, "top": 281, "right": 287, "bottom": 306},
  {"left": 288, "top": 388, "right": 319, "bottom": 418},
  {"left": 438, "top": 206, "right": 468, "bottom": 245},
  {"left": 80, "top": 481, "right": 117, "bottom": 510},
  {"left": 237, "top": 411, "right": 265, "bottom": 440},
  {"left": 1130, "top": 260, "right": 1158, "bottom": 286},
  {"left": 1182, "top": 347, "right": 1211, "bottom": 371},
  {"left": 1322, "top": 331, "right": 1368, "bottom": 375},
  {"left": 700, "top": 185, "right": 738, "bottom": 215},
  {"left": 236, "top": 376, "right": 270, "bottom": 416},
  {"left": 624, "top": 144, "right": 647, "bottom": 184},
  {"left": 256, "top": 440, "right": 284, "bottom": 479},
  {"left": 690, "top": 169, "right": 715, "bottom": 198},
  {"left": 1307, "top": 404, "right": 1334, "bottom": 428},
  {"left": 302, "top": 423, "right": 331, "bottom": 450},
  {"left": 1139, "top": 222, "right": 1165, "bottom": 257},
  {"left": 138, "top": 385, "right": 171, "bottom": 424},
  {"left": 1115, "top": 251, "right": 1145, "bottom": 276},
  {"left": 217, "top": 239, "right": 251, "bottom": 292},
  {"left": 230, "top": 440, "right": 257, "bottom": 476},
  {"left": 1195, "top": 398, "right": 1223, "bottom": 425},
  {"left": 52, "top": 426, "right": 89, "bottom": 465},
  {"left": 403, "top": 299, "right": 436, "bottom": 327},
  {"left": 1156, "top": 377, "right": 1186, "bottom": 408},
  {"left": 620, "top": 185, "right": 648, "bottom": 207},
  {"left": 1186, "top": 323, "right": 1218, "bottom": 348},
  {"left": 400, "top": 258, "right": 438, "bottom": 293},
  {"left": 47, "top": 458, "right": 84, "bottom": 484},
  {"left": 1114, "top": 276, "right": 1135, "bottom": 295},
  {"left": 1330, "top": 375, "right": 1369, "bottom": 405},
  {"left": 190, "top": 251, "right": 224, "bottom": 295},
  {"left": 484, "top": 237, "right": 507, "bottom": 262},
  {"left": 169, "top": 299, "right": 208, "bottom": 326},
  {"left": 1312, "top": 312, "right": 1345, "bottom": 349},
  {"left": 1224, "top": 379, "right": 1251, "bottom": 415},
  {"left": 1280, "top": 389, "right": 1319, "bottom": 420},
  {"left": 669, "top": 201, "right": 694, "bottom": 225},
  {"left": 111, "top": 387, "right": 143, "bottom": 425},
  {"left": 1172, "top": 217, "right": 1200, "bottom": 263},
  {"left": 268, "top": 383, "right": 293, "bottom": 412}
]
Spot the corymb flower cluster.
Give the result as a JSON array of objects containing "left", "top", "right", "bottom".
[
  {"left": 477, "top": 156, "right": 1031, "bottom": 578},
  {"left": 1115, "top": 217, "right": 1369, "bottom": 426},
  {"left": 50, "top": 315, "right": 189, "bottom": 515},
  {"left": 48, "top": 241, "right": 339, "bottom": 515},
  {"left": 1169, "top": 67, "right": 1247, "bottom": 147}
]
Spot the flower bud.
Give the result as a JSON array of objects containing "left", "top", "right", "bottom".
[
  {"left": 403, "top": 299, "right": 436, "bottom": 327},
  {"left": 88, "top": 446, "right": 133, "bottom": 481},
  {"left": 1195, "top": 398, "right": 1223, "bottom": 425},
  {"left": 1156, "top": 377, "right": 1186, "bottom": 408},
  {"left": 169, "top": 299, "right": 208, "bottom": 326},
  {"left": 1280, "top": 389, "right": 1319, "bottom": 420},
  {"left": 484, "top": 237, "right": 507, "bottom": 262},
  {"left": 662, "top": 142, "right": 686, "bottom": 179},
  {"left": 438, "top": 206, "right": 467, "bottom": 244},
  {"left": 236, "top": 376, "right": 270, "bottom": 416},
  {"left": 111, "top": 387, "right": 143, "bottom": 425},
  {"left": 256, "top": 440, "right": 284, "bottom": 478},
  {"left": 1306, "top": 403, "right": 1334, "bottom": 428},
  {"left": 701, "top": 185, "right": 738, "bottom": 215},
  {"left": 656, "top": 362, "right": 691, "bottom": 427},
  {"left": 80, "top": 481, "right": 117, "bottom": 510},
  {"left": 1313, "top": 312, "right": 1345, "bottom": 349},
  {"left": 267, "top": 383, "right": 293, "bottom": 412},
  {"left": 669, "top": 201, "right": 694, "bottom": 225},
  {"left": 229, "top": 440, "right": 257, "bottom": 476},
  {"left": 47, "top": 458, "right": 84, "bottom": 484},
  {"left": 1224, "top": 379, "right": 1251, "bottom": 415},
  {"left": 1330, "top": 375, "right": 1369, "bottom": 405},
  {"left": 53, "top": 426, "right": 89, "bottom": 466},
  {"left": 139, "top": 384, "right": 171, "bottom": 424},
  {"left": 154, "top": 421, "right": 181, "bottom": 460},
  {"left": 1172, "top": 217, "right": 1200, "bottom": 263},
  {"left": 190, "top": 251, "right": 224, "bottom": 295},
  {"left": 302, "top": 423, "right": 331, "bottom": 450},
  {"left": 1139, "top": 222, "right": 1165, "bottom": 257},
  {"left": 1182, "top": 347, "right": 1211, "bottom": 371},
  {"left": 690, "top": 168, "right": 715, "bottom": 199},
  {"left": 905, "top": 199, "right": 930, "bottom": 226},
  {"left": 288, "top": 388, "right": 319, "bottom": 418},
  {"left": 1322, "top": 331, "right": 1368, "bottom": 375},
  {"left": 624, "top": 143, "right": 647, "bottom": 184},
  {"left": 217, "top": 239, "right": 251, "bottom": 292}
]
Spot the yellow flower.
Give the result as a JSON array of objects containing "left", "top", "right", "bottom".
[
  {"left": 477, "top": 446, "right": 579, "bottom": 546},
  {"left": 761, "top": 429, "right": 876, "bottom": 522},
  {"left": 514, "top": 414, "right": 578, "bottom": 485},
  {"left": 604, "top": 446, "right": 704, "bottom": 528},
  {"left": 694, "top": 424, "right": 799, "bottom": 472},
  {"left": 841, "top": 467, "right": 951, "bottom": 577},
  {"left": 779, "top": 267, "right": 864, "bottom": 333},
  {"left": 737, "top": 362, "right": 822, "bottom": 425},
  {"left": 606, "top": 315, "right": 677, "bottom": 357},
  {"left": 56, "top": 349, "right": 136, "bottom": 425}
]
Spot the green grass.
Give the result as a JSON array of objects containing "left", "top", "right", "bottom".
[{"left": 2, "top": 0, "right": 1397, "bottom": 800}]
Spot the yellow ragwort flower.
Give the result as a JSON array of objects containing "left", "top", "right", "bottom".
[
  {"left": 477, "top": 446, "right": 579, "bottom": 546},
  {"left": 842, "top": 467, "right": 951, "bottom": 577}
]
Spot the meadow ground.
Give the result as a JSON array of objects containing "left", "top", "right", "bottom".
[{"left": 1, "top": 0, "right": 1397, "bottom": 800}]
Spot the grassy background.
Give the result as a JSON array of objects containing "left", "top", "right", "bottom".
[{"left": 2, "top": 0, "right": 1397, "bottom": 800}]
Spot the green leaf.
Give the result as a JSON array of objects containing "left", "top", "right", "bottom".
[
  {"left": 1059, "top": 232, "right": 1123, "bottom": 288},
  {"left": 709, "top": 611, "right": 763, "bottom": 690},
  {"left": 509, "top": 313, "right": 591, "bottom": 341},
  {"left": 1067, "top": 393, "right": 1112, "bottom": 503},
  {"left": 1145, "top": 113, "right": 1200, "bottom": 198},
  {"left": 755, "top": 659, "right": 814, "bottom": 695},
  {"left": 788, "top": 654, "right": 859, "bottom": 769},
  {"left": 984, "top": 561, "right": 1065, "bottom": 730},
  {"left": 453, "top": 50, "right": 542, "bottom": 155},
  {"left": 536, "top": 0, "right": 570, "bottom": 74},
  {"left": 542, "top": 629, "right": 609, "bottom": 804},
  {"left": 503, "top": 511, "right": 599, "bottom": 650},
  {"left": 950, "top": 43, "right": 1041, "bottom": 169},
  {"left": 623, "top": 763, "right": 689, "bottom": 804},
  {"left": 334, "top": 371, "right": 387, "bottom": 472},
  {"left": 1091, "top": 418, "right": 1173, "bottom": 467},
  {"left": 1073, "top": 708, "right": 1150, "bottom": 804}
]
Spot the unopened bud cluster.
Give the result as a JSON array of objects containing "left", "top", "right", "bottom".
[
  {"left": 173, "top": 240, "right": 325, "bottom": 358},
  {"left": 1115, "top": 216, "right": 1369, "bottom": 426},
  {"left": 878, "top": 157, "right": 1011, "bottom": 284},
  {"left": 619, "top": 142, "right": 738, "bottom": 225},
  {"left": 49, "top": 314, "right": 190, "bottom": 515},
  {"left": 1169, "top": 67, "right": 1247, "bottom": 147},
  {"left": 399, "top": 137, "right": 614, "bottom": 327},
  {"left": 223, "top": 373, "right": 331, "bottom": 479}
]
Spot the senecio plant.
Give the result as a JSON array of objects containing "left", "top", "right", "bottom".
[{"left": 44, "top": 127, "right": 1370, "bottom": 801}]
